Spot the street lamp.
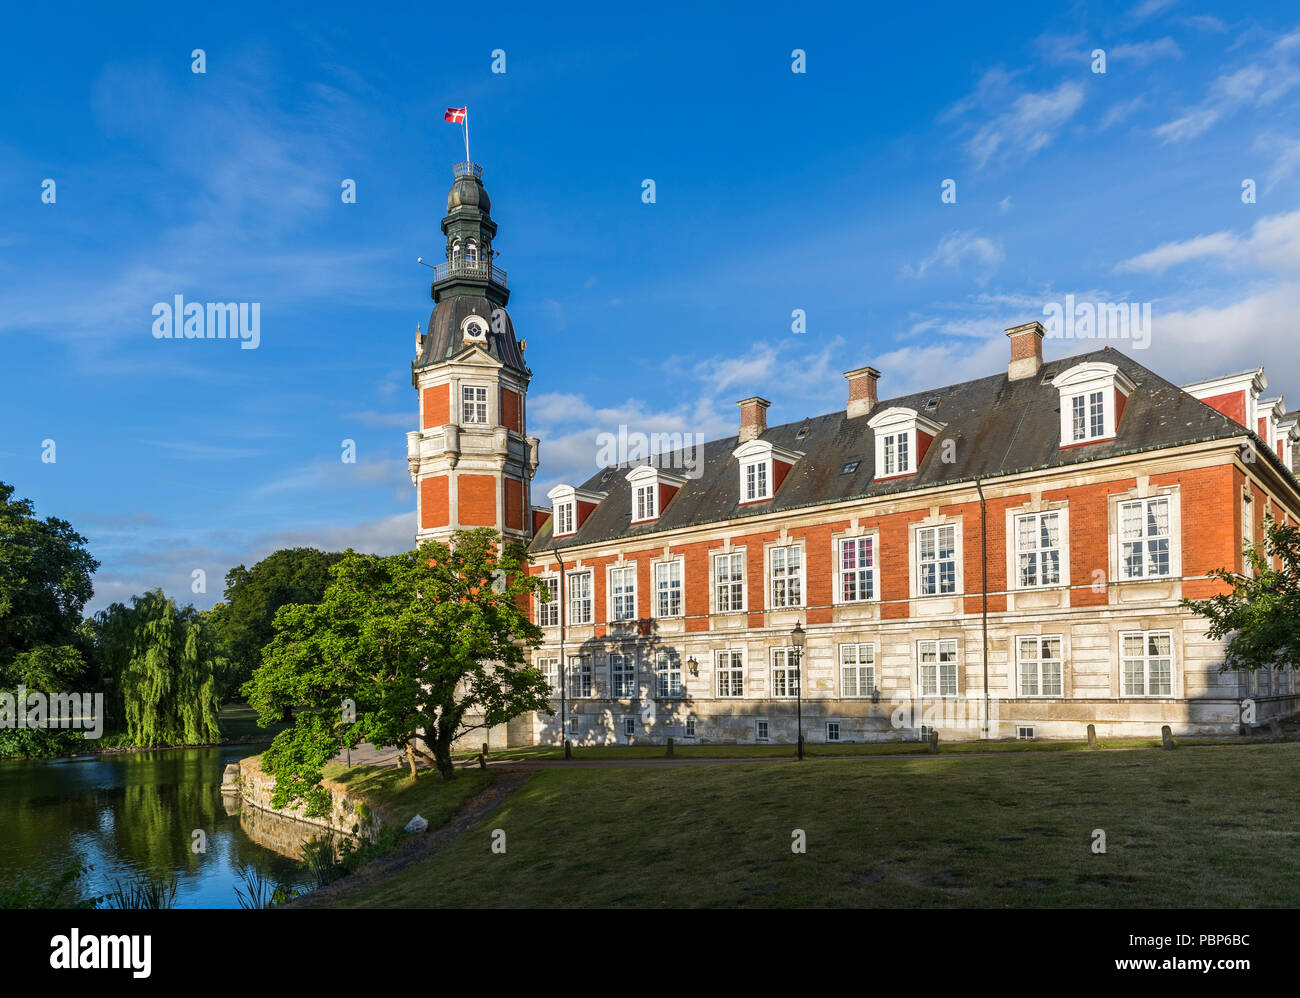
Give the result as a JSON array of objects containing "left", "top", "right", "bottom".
[{"left": 790, "top": 622, "right": 806, "bottom": 760}]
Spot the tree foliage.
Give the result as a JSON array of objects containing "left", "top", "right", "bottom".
[
  {"left": 246, "top": 530, "right": 548, "bottom": 813},
  {"left": 216, "top": 547, "right": 344, "bottom": 699},
  {"left": 1182, "top": 517, "right": 1300, "bottom": 673},
  {"left": 93, "top": 590, "right": 223, "bottom": 746},
  {"left": 0, "top": 482, "right": 98, "bottom": 688}
]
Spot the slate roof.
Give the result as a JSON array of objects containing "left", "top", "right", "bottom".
[
  {"left": 532, "top": 346, "right": 1287, "bottom": 554},
  {"left": 414, "top": 295, "right": 527, "bottom": 376}
]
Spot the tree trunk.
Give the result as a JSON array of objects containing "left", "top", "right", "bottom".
[
  {"left": 433, "top": 729, "right": 456, "bottom": 781},
  {"left": 405, "top": 742, "right": 418, "bottom": 780}
]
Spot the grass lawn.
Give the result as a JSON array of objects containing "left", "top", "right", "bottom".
[
  {"left": 323, "top": 761, "right": 494, "bottom": 829},
  {"left": 219, "top": 703, "right": 288, "bottom": 742},
  {"left": 334, "top": 742, "right": 1300, "bottom": 908}
]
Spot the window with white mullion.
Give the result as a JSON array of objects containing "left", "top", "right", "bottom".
[
  {"left": 917, "top": 524, "right": 957, "bottom": 596},
  {"left": 538, "top": 657, "right": 559, "bottom": 695},
  {"left": 716, "top": 649, "right": 744, "bottom": 698},
  {"left": 655, "top": 648, "right": 683, "bottom": 698},
  {"left": 771, "top": 647, "right": 801, "bottom": 698},
  {"left": 839, "top": 536, "right": 875, "bottom": 602},
  {"left": 610, "top": 566, "right": 636, "bottom": 621},
  {"left": 918, "top": 639, "right": 958, "bottom": 696},
  {"left": 554, "top": 502, "right": 575, "bottom": 536},
  {"left": 1015, "top": 511, "right": 1061, "bottom": 588},
  {"left": 714, "top": 552, "right": 745, "bottom": 613},
  {"left": 567, "top": 655, "right": 593, "bottom": 698},
  {"left": 610, "top": 651, "right": 636, "bottom": 697},
  {"left": 461, "top": 385, "right": 489, "bottom": 424},
  {"left": 882, "top": 431, "right": 911, "bottom": 475},
  {"left": 1121, "top": 631, "right": 1173, "bottom": 697},
  {"left": 654, "top": 561, "right": 683, "bottom": 617},
  {"left": 567, "top": 571, "right": 593, "bottom": 625},
  {"left": 840, "top": 643, "right": 875, "bottom": 697},
  {"left": 535, "top": 576, "right": 559, "bottom": 627},
  {"left": 769, "top": 545, "right": 803, "bottom": 608},
  {"left": 743, "top": 460, "right": 770, "bottom": 501},
  {"left": 634, "top": 484, "right": 657, "bottom": 521},
  {"left": 1017, "top": 635, "right": 1063, "bottom": 697},
  {"left": 1119, "top": 496, "right": 1171, "bottom": 579},
  {"left": 1070, "top": 390, "right": 1106, "bottom": 442}
]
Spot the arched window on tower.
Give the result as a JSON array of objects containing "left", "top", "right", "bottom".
[
  {"left": 451, "top": 240, "right": 461, "bottom": 265},
  {"left": 465, "top": 240, "right": 478, "bottom": 266}
]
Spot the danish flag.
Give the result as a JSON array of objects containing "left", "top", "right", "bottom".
[{"left": 444, "top": 106, "right": 467, "bottom": 124}]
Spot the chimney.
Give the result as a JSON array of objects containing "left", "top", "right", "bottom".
[
  {"left": 1006, "top": 321, "right": 1045, "bottom": 380},
  {"left": 844, "top": 366, "right": 881, "bottom": 418},
  {"left": 737, "top": 396, "right": 770, "bottom": 443}
]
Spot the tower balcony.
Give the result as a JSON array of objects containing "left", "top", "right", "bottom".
[
  {"left": 430, "top": 259, "right": 508, "bottom": 291},
  {"left": 453, "top": 161, "right": 483, "bottom": 179}
]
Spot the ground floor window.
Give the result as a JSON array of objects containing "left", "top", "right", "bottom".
[
  {"left": 771, "top": 647, "right": 801, "bottom": 697},
  {"left": 1121, "top": 630, "right": 1173, "bottom": 696},
  {"left": 655, "top": 648, "right": 683, "bottom": 698},
  {"left": 716, "top": 649, "right": 744, "bottom": 698},
  {"left": 538, "top": 657, "right": 559, "bottom": 694},
  {"left": 610, "top": 652, "right": 635, "bottom": 697},
  {"left": 756, "top": 720, "right": 769, "bottom": 740},
  {"left": 840, "top": 643, "right": 875, "bottom": 697},
  {"left": 918, "top": 639, "right": 958, "bottom": 696},
  {"left": 623, "top": 716, "right": 635, "bottom": 737},
  {"left": 1017, "top": 635, "right": 1063, "bottom": 697},
  {"left": 568, "top": 656, "right": 593, "bottom": 698},
  {"left": 827, "top": 721, "right": 841, "bottom": 742}
]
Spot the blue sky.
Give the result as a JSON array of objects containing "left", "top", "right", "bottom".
[{"left": 3, "top": 0, "right": 1298, "bottom": 612}]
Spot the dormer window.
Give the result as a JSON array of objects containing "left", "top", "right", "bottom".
[
  {"left": 626, "top": 465, "right": 686, "bottom": 523},
  {"left": 867, "top": 407, "right": 944, "bottom": 481},
  {"left": 731, "top": 439, "right": 803, "bottom": 506},
  {"left": 1054, "top": 362, "right": 1134, "bottom": 448},
  {"left": 546, "top": 484, "right": 608, "bottom": 538}
]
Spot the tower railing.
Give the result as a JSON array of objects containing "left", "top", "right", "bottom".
[
  {"left": 453, "top": 161, "right": 483, "bottom": 179},
  {"left": 431, "top": 258, "right": 508, "bottom": 288}
]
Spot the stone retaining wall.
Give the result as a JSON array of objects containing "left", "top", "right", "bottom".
[{"left": 229, "top": 755, "right": 381, "bottom": 842}]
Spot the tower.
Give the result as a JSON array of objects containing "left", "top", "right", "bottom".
[{"left": 408, "top": 162, "right": 539, "bottom": 546}]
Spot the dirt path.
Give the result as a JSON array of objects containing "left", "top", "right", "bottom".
[{"left": 283, "top": 771, "right": 530, "bottom": 908}]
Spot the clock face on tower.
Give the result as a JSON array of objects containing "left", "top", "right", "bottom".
[{"left": 461, "top": 314, "right": 489, "bottom": 344}]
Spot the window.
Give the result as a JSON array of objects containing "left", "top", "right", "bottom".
[
  {"left": 553, "top": 501, "right": 575, "bottom": 536},
  {"left": 716, "top": 649, "right": 744, "bottom": 698},
  {"left": 655, "top": 648, "right": 683, "bottom": 698},
  {"left": 743, "top": 460, "right": 770, "bottom": 502},
  {"left": 633, "top": 483, "right": 657, "bottom": 521},
  {"left": 917, "top": 524, "right": 958, "bottom": 595},
  {"left": 714, "top": 552, "right": 745, "bottom": 613},
  {"left": 841, "top": 460, "right": 860, "bottom": 475},
  {"left": 840, "top": 643, "right": 875, "bottom": 697},
  {"left": 461, "top": 385, "right": 488, "bottom": 424},
  {"left": 568, "top": 717, "right": 579, "bottom": 735},
  {"left": 771, "top": 647, "right": 801, "bottom": 697},
  {"left": 918, "top": 639, "right": 958, "bottom": 696},
  {"left": 610, "top": 652, "right": 635, "bottom": 697},
  {"left": 623, "top": 717, "right": 635, "bottom": 737},
  {"left": 535, "top": 576, "right": 559, "bottom": 627},
  {"left": 686, "top": 718, "right": 696, "bottom": 737},
  {"left": 568, "top": 571, "right": 593, "bottom": 625},
  {"left": 882, "top": 431, "right": 911, "bottom": 475},
  {"left": 1017, "top": 636, "right": 1063, "bottom": 697},
  {"left": 756, "top": 720, "right": 769, "bottom": 740},
  {"left": 538, "top": 657, "right": 559, "bottom": 694},
  {"left": 1017, "top": 726, "right": 1035, "bottom": 740},
  {"left": 769, "top": 545, "right": 802, "bottom": 608},
  {"left": 839, "top": 536, "right": 875, "bottom": 602},
  {"left": 827, "top": 721, "right": 841, "bottom": 742},
  {"left": 465, "top": 240, "right": 478, "bottom": 265},
  {"left": 1069, "top": 390, "right": 1105, "bottom": 442},
  {"left": 1122, "top": 631, "right": 1173, "bottom": 697},
  {"left": 1119, "top": 497, "right": 1171, "bottom": 579},
  {"left": 568, "top": 656, "right": 593, "bottom": 698},
  {"left": 1015, "top": 512, "right": 1062, "bottom": 588},
  {"left": 654, "top": 560, "right": 683, "bottom": 617},
  {"left": 610, "top": 566, "right": 636, "bottom": 621}
]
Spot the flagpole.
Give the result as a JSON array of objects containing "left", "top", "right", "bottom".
[{"left": 464, "top": 108, "right": 471, "bottom": 165}]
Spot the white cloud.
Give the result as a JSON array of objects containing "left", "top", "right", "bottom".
[
  {"left": 962, "top": 81, "right": 1086, "bottom": 169},
  {"left": 902, "top": 231, "right": 1005, "bottom": 284},
  {"left": 1109, "top": 38, "right": 1183, "bottom": 65},
  {"left": 1117, "top": 231, "right": 1241, "bottom": 273}
]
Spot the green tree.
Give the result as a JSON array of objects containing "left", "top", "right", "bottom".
[
  {"left": 246, "top": 530, "right": 547, "bottom": 813},
  {"left": 217, "top": 548, "right": 344, "bottom": 700},
  {"left": 1182, "top": 517, "right": 1300, "bottom": 674},
  {"left": 0, "top": 482, "right": 98, "bottom": 687},
  {"left": 95, "top": 590, "right": 223, "bottom": 746}
]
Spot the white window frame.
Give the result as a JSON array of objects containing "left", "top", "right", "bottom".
[
  {"left": 654, "top": 648, "right": 683, "bottom": 698},
  {"left": 609, "top": 565, "right": 637, "bottom": 622},
  {"left": 742, "top": 459, "right": 770, "bottom": 502},
  {"left": 837, "top": 535, "right": 877, "bottom": 603},
  {"left": 867, "top": 406, "right": 943, "bottom": 480},
  {"left": 553, "top": 501, "right": 575, "bottom": 537},
  {"left": 1053, "top": 361, "right": 1134, "bottom": 447},
  {"left": 653, "top": 558, "right": 683, "bottom": 618},
  {"left": 771, "top": 647, "right": 801, "bottom": 698},
  {"left": 716, "top": 649, "right": 744, "bottom": 698},
  {"left": 713, "top": 550, "right": 746, "bottom": 613},
  {"left": 839, "top": 643, "right": 876, "bottom": 698},
  {"left": 756, "top": 719, "right": 770, "bottom": 741},
  {"left": 625, "top": 465, "right": 684, "bottom": 523},
  {"left": 535, "top": 575, "right": 559, "bottom": 627},
  {"left": 1016, "top": 635, "right": 1064, "bottom": 698},
  {"left": 1120, "top": 630, "right": 1174, "bottom": 698},
  {"left": 623, "top": 716, "right": 635, "bottom": 737},
  {"left": 461, "top": 384, "right": 489, "bottom": 425},
  {"left": 609, "top": 651, "right": 636, "bottom": 698},
  {"left": 1013, "top": 509, "right": 1067, "bottom": 589},
  {"left": 567, "top": 570, "right": 593, "bottom": 625},
  {"left": 768, "top": 543, "right": 804, "bottom": 608},
  {"left": 914, "top": 523, "right": 960, "bottom": 597},
  {"left": 538, "top": 657, "right": 559, "bottom": 695},
  {"left": 1117, "top": 495, "right": 1175, "bottom": 580},
  {"left": 567, "top": 655, "right": 593, "bottom": 698},
  {"left": 633, "top": 483, "right": 657, "bottom": 522},
  {"left": 826, "top": 721, "right": 841, "bottom": 742},
  {"left": 545, "top": 484, "right": 607, "bottom": 540},
  {"left": 918, "top": 639, "right": 958, "bottom": 697},
  {"left": 731, "top": 439, "right": 803, "bottom": 504}
]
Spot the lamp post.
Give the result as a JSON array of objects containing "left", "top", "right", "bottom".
[{"left": 791, "top": 622, "right": 806, "bottom": 761}]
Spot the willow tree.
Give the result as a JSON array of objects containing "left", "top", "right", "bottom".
[
  {"left": 247, "top": 530, "right": 548, "bottom": 813},
  {"left": 100, "top": 590, "right": 222, "bottom": 746}
]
